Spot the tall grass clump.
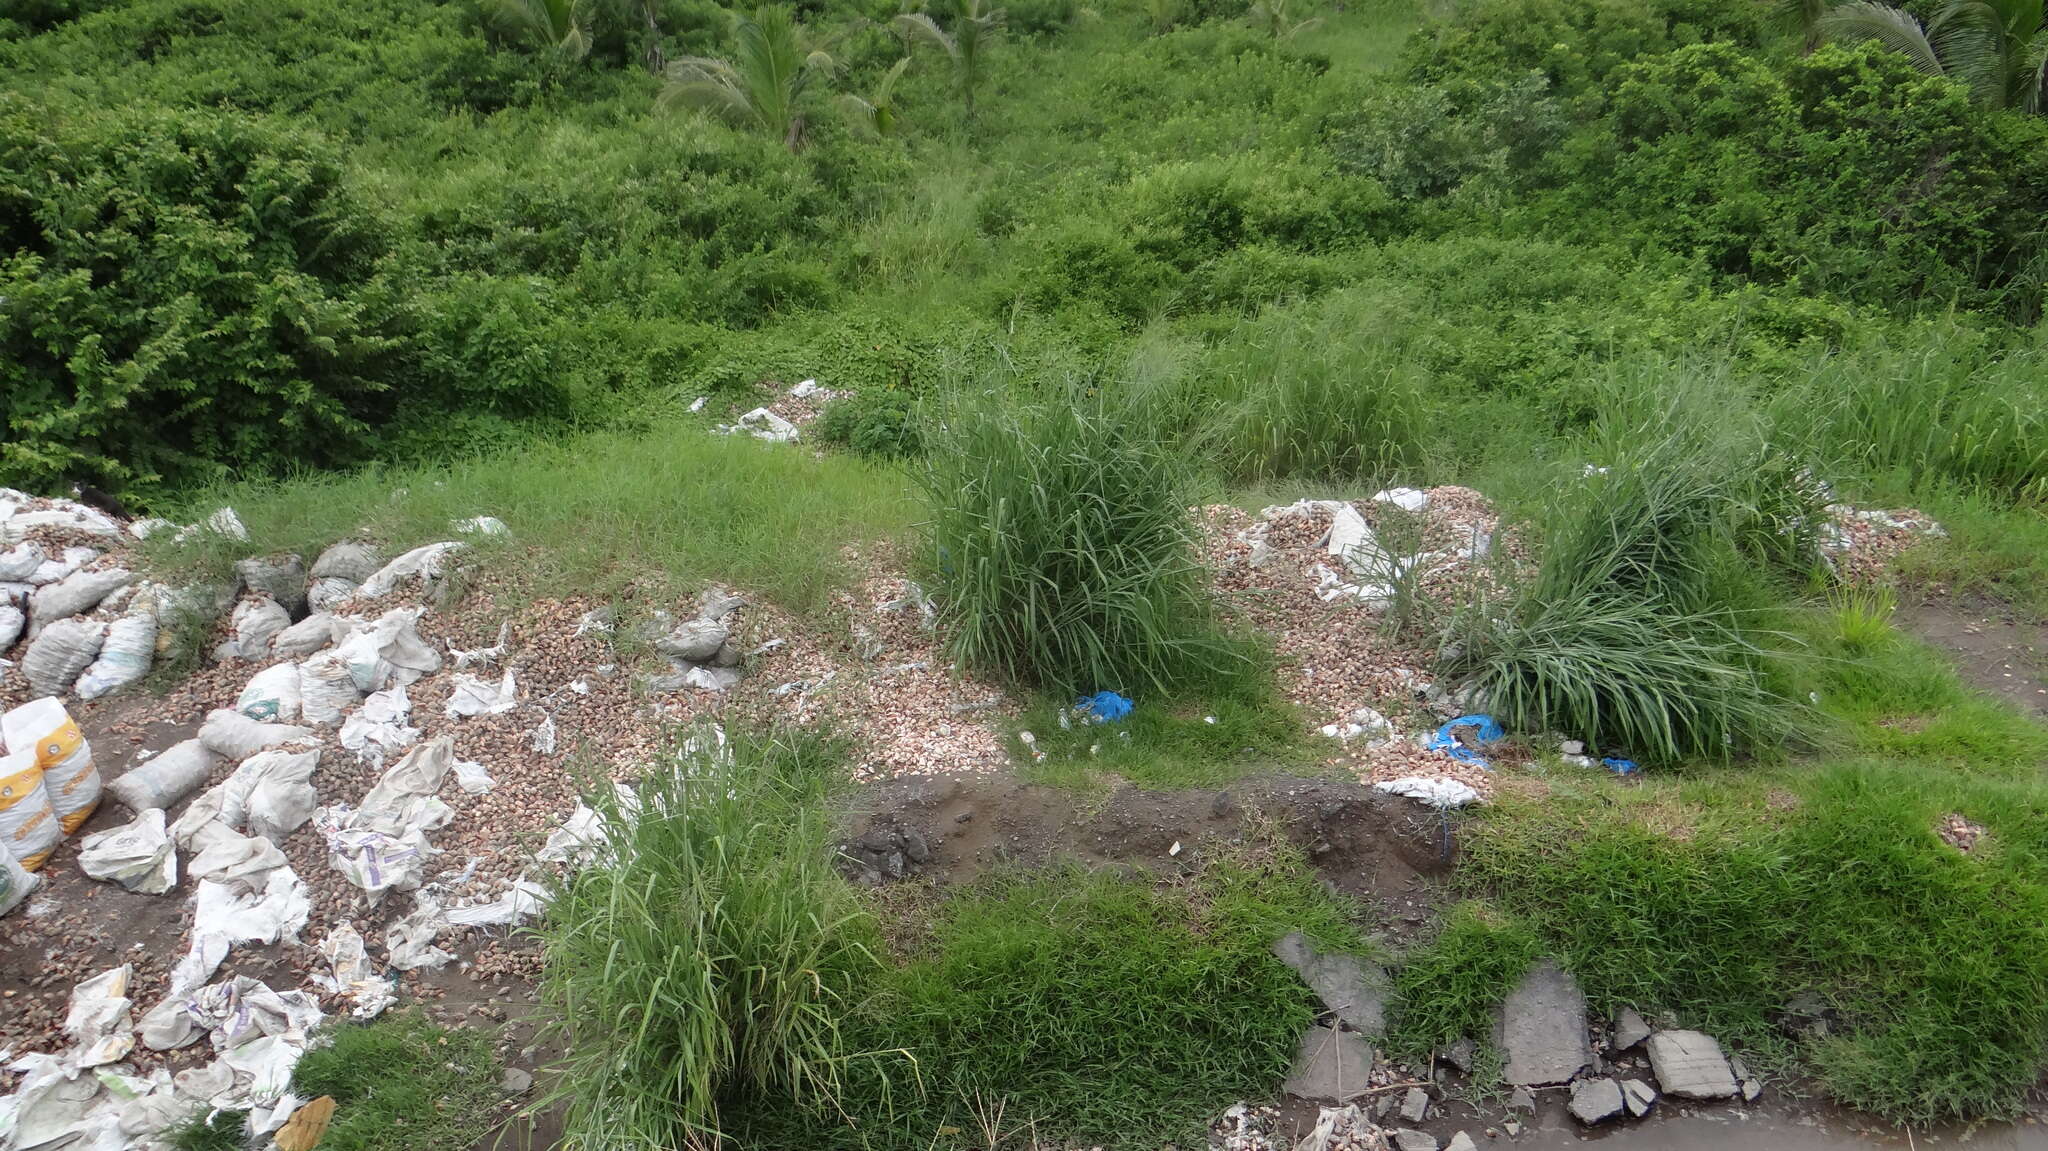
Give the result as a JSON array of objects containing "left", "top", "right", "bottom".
[
  {"left": 918, "top": 385, "right": 1234, "bottom": 695},
  {"left": 535, "top": 728, "right": 888, "bottom": 1151},
  {"left": 1443, "top": 382, "right": 1818, "bottom": 762},
  {"left": 1770, "top": 328, "right": 2048, "bottom": 502}
]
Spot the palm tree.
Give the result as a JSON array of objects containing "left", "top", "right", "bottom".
[
  {"left": 1821, "top": 0, "right": 2048, "bottom": 111},
  {"left": 892, "top": 0, "right": 1005, "bottom": 119},
  {"left": 841, "top": 57, "right": 914, "bottom": 136},
  {"left": 661, "top": 6, "right": 836, "bottom": 150},
  {"left": 1777, "top": 0, "right": 1834, "bottom": 52},
  {"left": 492, "top": 0, "right": 592, "bottom": 61}
]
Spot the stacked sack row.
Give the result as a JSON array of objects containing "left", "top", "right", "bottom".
[{"left": 0, "top": 697, "right": 103, "bottom": 913}]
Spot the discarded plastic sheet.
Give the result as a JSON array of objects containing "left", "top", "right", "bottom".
[
  {"left": 312, "top": 922, "right": 397, "bottom": 1021},
  {"left": 216, "top": 597, "right": 290, "bottom": 661},
  {"left": 1601, "top": 756, "right": 1640, "bottom": 775},
  {"left": 186, "top": 831, "right": 289, "bottom": 891},
  {"left": 445, "top": 669, "right": 516, "bottom": 717},
  {"left": 385, "top": 899, "right": 455, "bottom": 971},
  {"left": 316, "top": 817, "right": 436, "bottom": 904},
  {"left": 194, "top": 868, "right": 312, "bottom": 949},
  {"left": 443, "top": 878, "right": 548, "bottom": 928},
  {"left": 219, "top": 744, "right": 321, "bottom": 842},
  {"left": 1425, "top": 714, "right": 1505, "bottom": 768},
  {"left": 537, "top": 803, "right": 611, "bottom": 867},
  {"left": 339, "top": 686, "right": 418, "bottom": 766},
  {"left": 335, "top": 608, "right": 441, "bottom": 693},
  {"left": 528, "top": 715, "right": 558, "bottom": 756},
  {"left": 63, "top": 965, "right": 137, "bottom": 1068},
  {"left": 1373, "top": 776, "right": 1481, "bottom": 809},
  {"left": 454, "top": 516, "right": 508, "bottom": 536},
  {"left": 1075, "top": 691, "right": 1134, "bottom": 724},
  {"left": 451, "top": 757, "right": 494, "bottom": 794},
  {"left": 357, "top": 542, "right": 465, "bottom": 599},
  {"left": 1371, "top": 487, "right": 1430, "bottom": 513},
  {"left": 76, "top": 809, "right": 176, "bottom": 894},
  {"left": 449, "top": 621, "right": 510, "bottom": 669}
]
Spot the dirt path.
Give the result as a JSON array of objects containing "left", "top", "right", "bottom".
[{"left": 1895, "top": 594, "right": 2048, "bottom": 716}]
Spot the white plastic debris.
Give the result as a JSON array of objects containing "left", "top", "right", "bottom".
[
  {"left": 172, "top": 868, "right": 313, "bottom": 993},
  {"left": 106, "top": 738, "right": 219, "bottom": 813},
  {"left": 62, "top": 965, "right": 137, "bottom": 1068},
  {"left": 139, "top": 975, "right": 322, "bottom": 1057},
  {"left": 443, "top": 878, "right": 548, "bottom": 928},
  {"left": 312, "top": 922, "right": 397, "bottom": 1021},
  {"left": 528, "top": 714, "right": 558, "bottom": 756},
  {"left": 451, "top": 757, "right": 494, "bottom": 794},
  {"left": 338, "top": 685, "right": 418, "bottom": 765},
  {"left": 186, "top": 830, "right": 289, "bottom": 890},
  {"left": 1371, "top": 487, "right": 1430, "bottom": 513},
  {"left": 207, "top": 507, "right": 249, "bottom": 541},
  {"left": 315, "top": 737, "right": 455, "bottom": 901},
  {"left": 198, "top": 709, "right": 314, "bottom": 762},
  {"left": 220, "top": 744, "right": 321, "bottom": 843},
  {"left": 682, "top": 665, "right": 741, "bottom": 692},
  {"left": 717, "top": 407, "right": 800, "bottom": 443},
  {"left": 449, "top": 621, "right": 510, "bottom": 669},
  {"left": 536, "top": 803, "right": 610, "bottom": 867},
  {"left": 789, "top": 378, "right": 823, "bottom": 397},
  {"left": 335, "top": 607, "right": 441, "bottom": 692},
  {"left": 356, "top": 542, "right": 465, "bottom": 599},
  {"left": 453, "top": 516, "right": 508, "bottom": 536},
  {"left": 688, "top": 395, "right": 708, "bottom": 412},
  {"left": 384, "top": 899, "right": 455, "bottom": 971},
  {"left": 1318, "top": 707, "right": 1395, "bottom": 745},
  {"left": 1373, "top": 776, "right": 1481, "bottom": 809},
  {"left": 236, "top": 662, "right": 305, "bottom": 723},
  {"left": 76, "top": 809, "right": 177, "bottom": 894},
  {"left": 445, "top": 669, "right": 517, "bottom": 717}
]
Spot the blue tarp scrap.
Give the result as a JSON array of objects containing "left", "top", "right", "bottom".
[
  {"left": 1601, "top": 757, "right": 1640, "bottom": 775},
  {"left": 1425, "top": 714, "right": 1505, "bottom": 767},
  {"left": 1075, "top": 691, "right": 1134, "bottom": 724}
]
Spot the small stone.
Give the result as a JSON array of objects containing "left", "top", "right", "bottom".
[
  {"left": 1400, "top": 1086, "right": 1430, "bottom": 1123},
  {"left": 955, "top": 810, "right": 974, "bottom": 823},
  {"left": 1507, "top": 1087, "right": 1536, "bottom": 1113},
  {"left": 1374, "top": 1095, "right": 1396, "bottom": 1119},
  {"left": 656, "top": 620, "right": 728, "bottom": 663},
  {"left": 1560, "top": 740, "right": 1585, "bottom": 756},
  {"left": 1499, "top": 959, "right": 1593, "bottom": 1086},
  {"left": 498, "top": 1068, "right": 533, "bottom": 1095},
  {"left": 1272, "top": 931, "right": 1390, "bottom": 1037},
  {"left": 1441, "top": 1036, "right": 1477, "bottom": 1073},
  {"left": 1568, "top": 1077, "right": 1625, "bottom": 1125},
  {"left": 1729, "top": 1055, "right": 1750, "bottom": 1080},
  {"left": 1502, "top": 1119, "right": 1523, "bottom": 1138},
  {"left": 1612, "top": 1006, "right": 1652, "bottom": 1051},
  {"left": 1392, "top": 1130, "right": 1437, "bottom": 1151},
  {"left": 1445, "top": 1135, "right": 1478, "bottom": 1151},
  {"left": 1282, "top": 1024, "right": 1376, "bottom": 1103},
  {"left": 1646, "top": 1030, "right": 1739, "bottom": 1100},
  {"left": 1742, "top": 1078, "right": 1763, "bottom": 1102},
  {"left": 902, "top": 830, "right": 931, "bottom": 864},
  {"left": 1621, "top": 1079, "right": 1658, "bottom": 1116}
]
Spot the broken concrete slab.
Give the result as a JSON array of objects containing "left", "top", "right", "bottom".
[
  {"left": 1507, "top": 1087, "right": 1536, "bottom": 1113},
  {"left": 1646, "top": 1030, "right": 1739, "bottom": 1099},
  {"left": 1391, "top": 1130, "right": 1437, "bottom": 1151},
  {"left": 1568, "top": 1077, "right": 1625, "bottom": 1125},
  {"left": 1612, "top": 1006, "right": 1651, "bottom": 1051},
  {"left": 1282, "top": 1024, "right": 1375, "bottom": 1103},
  {"left": 1742, "top": 1078, "right": 1763, "bottom": 1102},
  {"left": 1273, "top": 931, "right": 1389, "bottom": 1037},
  {"left": 1440, "top": 1035, "right": 1477, "bottom": 1073},
  {"left": 1445, "top": 1134, "right": 1477, "bottom": 1151},
  {"left": 1498, "top": 958, "right": 1593, "bottom": 1086},
  {"left": 1621, "top": 1078, "right": 1659, "bottom": 1117},
  {"left": 1399, "top": 1086, "right": 1429, "bottom": 1123}
]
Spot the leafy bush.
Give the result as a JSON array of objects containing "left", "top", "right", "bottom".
[
  {"left": 536, "top": 729, "right": 886, "bottom": 1149},
  {"left": 1325, "top": 72, "right": 1568, "bottom": 200},
  {"left": 1388, "top": 902, "right": 1540, "bottom": 1060},
  {"left": 918, "top": 386, "right": 1232, "bottom": 694},
  {"left": 1443, "top": 385, "right": 1818, "bottom": 762},
  {"left": 815, "top": 388, "right": 924, "bottom": 458},
  {"left": 1401, "top": 0, "right": 1762, "bottom": 104},
  {"left": 0, "top": 96, "right": 398, "bottom": 497}
]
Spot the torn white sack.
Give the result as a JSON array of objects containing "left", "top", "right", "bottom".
[
  {"left": 444, "top": 669, "right": 516, "bottom": 717},
  {"left": 76, "top": 809, "right": 176, "bottom": 894}
]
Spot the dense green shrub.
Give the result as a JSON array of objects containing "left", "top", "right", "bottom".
[
  {"left": 815, "top": 388, "right": 924, "bottom": 457},
  {"left": 918, "top": 386, "right": 1232, "bottom": 694},
  {"left": 1564, "top": 42, "right": 2048, "bottom": 310},
  {"left": 0, "top": 97, "right": 398, "bottom": 496},
  {"left": 1401, "top": 0, "right": 1762, "bottom": 105},
  {"left": 1325, "top": 72, "right": 1568, "bottom": 200}
]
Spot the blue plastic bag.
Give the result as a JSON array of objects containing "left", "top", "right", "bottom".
[
  {"left": 1075, "top": 691, "right": 1134, "bottom": 724},
  {"left": 1601, "top": 757, "right": 1640, "bottom": 776},
  {"left": 1424, "top": 715, "right": 1505, "bottom": 767}
]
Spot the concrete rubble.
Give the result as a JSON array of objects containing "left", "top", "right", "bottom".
[{"left": 1498, "top": 958, "right": 1592, "bottom": 1086}]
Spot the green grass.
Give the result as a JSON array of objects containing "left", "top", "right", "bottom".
[
  {"left": 795, "top": 844, "right": 1366, "bottom": 1150},
  {"left": 533, "top": 727, "right": 890, "bottom": 1151},
  {"left": 1008, "top": 654, "right": 1317, "bottom": 790},
  {"left": 166, "top": 1011, "right": 502, "bottom": 1151},
  {"left": 146, "top": 420, "right": 916, "bottom": 615},
  {"left": 918, "top": 384, "right": 1239, "bottom": 695},
  {"left": 293, "top": 1011, "right": 504, "bottom": 1151},
  {"left": 1386, "top": 901, "right": 1540, "bottom": 1065}
]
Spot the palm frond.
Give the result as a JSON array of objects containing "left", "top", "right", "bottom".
[
  {"left": 891, "top": 12, "right": 960, "bottom": 57},
  {"left": 1773, "top": 0, "right": 1833, "bottom": 49},
  {"left": 1821, "top": 0, "right": 1948, "bottom": 76},
  {"left": 660, "top": 57, "right": 756, "bottom": 124},
  {"left": 2020, "top": 24, "right": 2048, "bottom": 110}
]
